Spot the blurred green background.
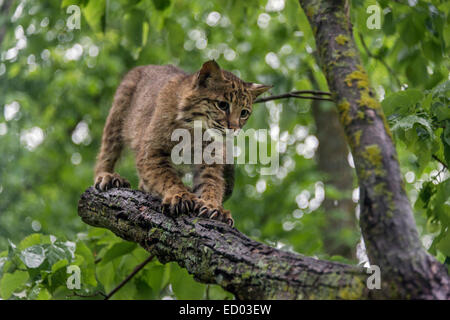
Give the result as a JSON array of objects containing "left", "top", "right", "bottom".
[{"left": 0, "top": 0, "right": 449, "bottom": 299}]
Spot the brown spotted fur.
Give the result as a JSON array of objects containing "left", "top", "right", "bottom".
[{"left": 94, "top": 60, "right": 271, "bottom": 226}]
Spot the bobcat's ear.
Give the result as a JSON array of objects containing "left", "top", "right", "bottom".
[
  {"left": 247, "top": 83, "right": 273, "bottom": 100},
  {"left": 197, "top": 60, "right": 224, "bottom": 87}
]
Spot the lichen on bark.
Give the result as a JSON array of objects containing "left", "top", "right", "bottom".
[{"left": 78, "top": 187, "right": 375, "bottom": 300}]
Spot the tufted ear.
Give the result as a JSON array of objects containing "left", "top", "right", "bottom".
[
  {"left": 247, "top": 82, "right": 273, "bottom": 100},
  {"left": 197, "top": 60, "right": 224, "bottom": 87}
]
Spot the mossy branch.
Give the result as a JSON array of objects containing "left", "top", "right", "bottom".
[{"left": 78, "top": 187, "right": 375, "bottom": 300}]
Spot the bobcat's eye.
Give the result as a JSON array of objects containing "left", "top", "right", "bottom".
[
  {"left": 218, "top": 101, "right": 229, "bottom": 111},
  {"left": 240, "top": 109, "right": 250, "bottom": 118}
]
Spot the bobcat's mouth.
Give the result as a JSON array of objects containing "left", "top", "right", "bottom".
[
  {"left": 212, "top": 124, "right": 227, "bottom": 134},
  {"left": 208, "top": 119, "right": 226, "bottom": 133}
]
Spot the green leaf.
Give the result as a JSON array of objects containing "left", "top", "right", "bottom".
[
  {"left": 51, "top": 258, "right": 69, "bottom": 273},
  {"left": 20, "top": 245, "right": 46, "bottom": 269},
  {"left": 434, "top": 180, "right": 450, "bottom": 228},
  {"left": 170, "top": 263, "right": 205, "bottom": 300},
  {"left": 100, "top": 241, "right": 137, "bottom": 265},
  {"left": 443, "top": 128, "right": 450, "bottom": 167},
  {"left": 96, "top": 261, "right": 115, "bottom": 292},
  {"left": 36, "top": 288, "right": 52, "bottom": 300},
  {"left": 431, "top": 80, "right": 450, "bottom": 98},
  {"left": 382, "top": 89, "right": 424, "bottom": 117},
  {"left": 142, "top": 264, "right": 165, "bottom": 293},
  {"left": 443, "top": 122, "right": 450, "bottom": 146},
  {"left": 18, "top": 234, "right": 50, "bottom": 250},
  {"left": 419, "top": 182, "right": 436, "bottom": 208},
  {"left": 391, "top": 115, "right": 433, "bottom": 137},
  {"left": 61, "top": 0, "right": 87, "bottom": 8},
  {"left": 48, "top": 259, "right": 69, "bottom": 291},
  {"left": 46, "top": 243, "right": 73, "bottom": 267},
  {"left": 406, "top": 56, "right": 428, "bottom": 86},
  {"left": 75, "top": 241, "right": 95, "bottom": 265},
  {"left": 422, "top": 40, "right": 442, "bottom": 63},
  {"left": 152, "top": 0, "right": 171, "bottom": 11},
  {"left": 82, "top": 0, "right": 106, "bottom": 33},
  {"left": 432, "top": 102, "right": 450, "bottom": 122},
  {"left": 123, "top": 9, "right": 147, "bottom": 48},
  {"left": 0, "top": 270, "right": 29, "bottom": 299},
  {"left": 208, "top": 285, "right": 234, "bottom": 300}
]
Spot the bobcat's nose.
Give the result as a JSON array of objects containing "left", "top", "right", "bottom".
[{"left": 228, "top": 121, "right": 239, "bottom": 131}]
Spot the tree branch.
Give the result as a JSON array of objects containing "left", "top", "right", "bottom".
[
  {"left": 104, "top": 254, "right": 155, "bottom": 300},
  {"left": 432, "top": 154, "right": 448, "bottom": 171},
  {"left": 358, "top": 33, "right": 402, "bottom": 88},
  {"left": 78, "top": 187, "right": 375, "bottom": 300},
  {"left": 254, "top": 90, "right": 333, "bottom": 104}
]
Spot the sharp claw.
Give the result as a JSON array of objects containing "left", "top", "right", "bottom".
[
  {"left": 198, "top": 208, "right": 208, "bottom": 217},
  {"left": 209, "top": 211, "right": 218, "bottom": 219},
  {"left": 226, "top": 219, "right": 234, "bottom": 227},
  {"left": 179, "top": 202, "right": 184, "bottom": 214}
]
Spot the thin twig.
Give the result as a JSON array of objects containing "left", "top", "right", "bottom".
[
  {"left": 254, "top": 90, "right": 333, "bottom": 104},
  {"left": 358, "top": 32, "right": 402, "bottom": 88},
  {"left": 432, "top": 154, "right": 448, "bottom": 171},
  {"left": 291, "top": 90, "right": 332, "bottom": 96},
  {"left": 104, "top": 254, "right": 155, "bottom": 300}
]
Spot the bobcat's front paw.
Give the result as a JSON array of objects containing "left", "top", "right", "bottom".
[
  {"left": 94, "top": 172, "right": 130, "bottom": 191},
  {"left": 196, "top": 200, "right": 234, "bottom": 227},
  {"left": 162, "top": 191, "right": 199, "bottom": 216}
]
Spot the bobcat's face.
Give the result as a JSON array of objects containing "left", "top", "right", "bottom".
[
  {"left": 197, "top": 79, "right": 254, "bottom": 134},
  {"left": 180, "top": 60, "right": 271, "bottom": 134}
]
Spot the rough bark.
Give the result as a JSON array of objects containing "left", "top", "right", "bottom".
[
  {"left": 78, "top": 187, "right": 373, "bottom": 300},
  {"left": 298, "top": 0, "right": 450, "bottom": 299}
]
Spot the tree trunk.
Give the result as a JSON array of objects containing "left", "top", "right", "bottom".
[
  {"left": 298, "top": 0, "right": 450, "bottom": 299},
  {"left": 312, "top": 99, "right": 357, "bottom": 259}
]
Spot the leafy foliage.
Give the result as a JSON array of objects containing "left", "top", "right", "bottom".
[
  {"left": 0, "top": 0, "right": 448, "bottom": 299},
  {"left": 0, "top": 231, "right": 233, "bottom": 299}
]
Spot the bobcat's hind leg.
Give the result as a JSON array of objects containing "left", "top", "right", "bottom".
[{"left": 93, "top": 68, "right": 141, "bottom": 190}]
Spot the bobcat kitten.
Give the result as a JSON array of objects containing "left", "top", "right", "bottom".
[{"left": 94, "top": 60, "right": 271, "bottom": 226}]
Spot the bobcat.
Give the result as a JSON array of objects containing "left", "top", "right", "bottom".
[{"left": 94, "top": 60, "right": 271, "bottom": 226}]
